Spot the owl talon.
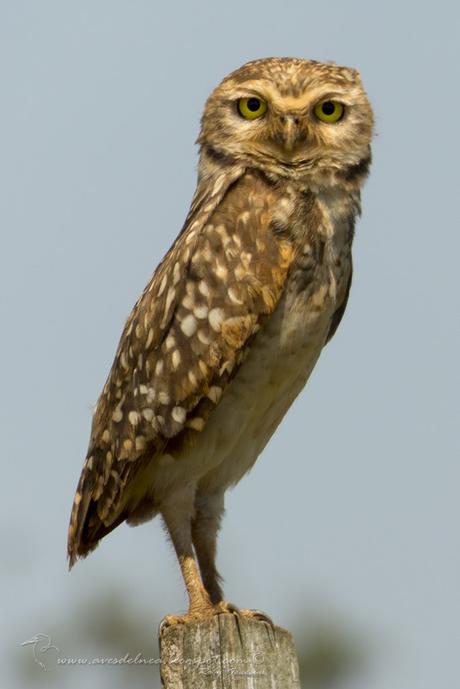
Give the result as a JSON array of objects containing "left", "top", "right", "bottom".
[
  {"left": 214, "top": 601, "right": 241, "bottom": 616},
  {"left": 239, "top": 608, "right": 275, "bottom": 628},
  {"left": 159, "top": 614, "right": 186, "bottom": 633},
  {"left": 159, "top": 609, "right": 214, "bottom": 633},
  {"left": 214, "top": 602, "right": 274, "bottom": 628}
]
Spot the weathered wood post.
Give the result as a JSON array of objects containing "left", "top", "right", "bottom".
[{"left": 159, "top": 614, "right": 301, "bottom": 688}]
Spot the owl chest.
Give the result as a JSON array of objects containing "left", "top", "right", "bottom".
[
  {"left": 278, "top": 193, "right": 353, "bottom": 354},
  {"left": 151, "top": 188, "right": 354, "bottom": 495},
  {"left": 194, "top": 211, "right": 352, "bottom": 492},
  {"left": 194, "top": 296, "right": 335, "bottom": 493}
]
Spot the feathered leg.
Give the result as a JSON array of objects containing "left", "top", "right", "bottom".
[
  {"left": 160, "top": 487, "right": 213, "bottom": 624},
  {"left": 191, "top": 493, "right": 225, "bottom": 604},
  {"left": 191, "top": 490, "right": 274, "bottom": 626}
]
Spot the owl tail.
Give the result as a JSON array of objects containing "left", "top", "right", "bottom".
[
  {"left": 67, "top": 452, "right": 125, "bottom": 569},
  {"left": 67, "top": 458, "right": 97, "bottom": 569}
]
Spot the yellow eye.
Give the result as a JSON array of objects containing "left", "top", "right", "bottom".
[
  {"left": 238, "top": 97, "right": 267, "bottom": 120},
  {"left": 314, "top": 100, "right": 344, "bottom": 123}
]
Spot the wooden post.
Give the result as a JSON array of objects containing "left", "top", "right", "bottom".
[{"left": 159, "top": 613, "right": 301, "bottom": 688}]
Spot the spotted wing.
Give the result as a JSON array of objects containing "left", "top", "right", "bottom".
[{"left": 68, "top": 169, "right": 294, "bottom": 566}]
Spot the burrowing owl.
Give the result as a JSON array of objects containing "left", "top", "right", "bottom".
[{"left": 68, "top": 57, "right": 373, "bottom": 624}]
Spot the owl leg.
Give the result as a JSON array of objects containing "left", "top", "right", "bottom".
[
  {"left": 191, "top": 493, "right": 225, "bottom": 604},
  {"left": 160, "top": 487, "right": 213, "bottom": 625},
  {"left": 192, "top": 491, "right": 275, "bottom": 628}
]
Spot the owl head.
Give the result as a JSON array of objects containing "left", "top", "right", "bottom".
[{"left": 198, "top": 57, "right": 373, "bottom": 185}]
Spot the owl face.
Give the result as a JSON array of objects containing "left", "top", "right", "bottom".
[{"left": 199, "top": 58, "right": 373, "bottom": 181}]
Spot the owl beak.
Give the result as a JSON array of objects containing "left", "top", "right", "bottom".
[
  {"left": 284, "top": 117, "right": 298, "bottom": 151},
  {"left": 276, "top": 114, "right": 305, "bottom": 154}
]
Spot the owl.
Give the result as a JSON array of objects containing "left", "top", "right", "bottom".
[{"left": 68, "top": 57, "right": 373, "bottom": 625}]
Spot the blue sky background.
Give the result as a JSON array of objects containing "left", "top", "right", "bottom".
[{"left": 1, "top": 2, "right": 459, "bottom": 688}]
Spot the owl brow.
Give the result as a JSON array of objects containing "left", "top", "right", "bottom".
[
  {"left": 312, "top": 90, "right": 355, "bottom": 106},
  {"left": 226, "top": 78, "right": 274, "bottom": 99},
  {"left": 268, "top": 92, "right": 341, "bottom": 113},
  {"left": 230, "top": 88, "right": 268, "bottom": 101}
]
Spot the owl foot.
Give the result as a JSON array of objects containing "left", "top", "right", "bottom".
[
  {"left": 159, "top": 598, "right": 229, "bottom": 633},
  {"left": 215, "top": 601, "right": 275, "bottom": 628},
  {"left": 159, "top": 607, "right": 215, "bottom": 633},
  {"left": 160, "top": 613, "right": 194, "bottom": 631},
  {"left": 159, "top": 603, "right": 274, "bottom": 634}
]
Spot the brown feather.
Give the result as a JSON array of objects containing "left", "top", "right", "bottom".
[
  {"left": 67, "top": 56, "right": 373, "bottom": 577},
  {"left": 67, "top": 169, "right": 295, "bottom": 565}
]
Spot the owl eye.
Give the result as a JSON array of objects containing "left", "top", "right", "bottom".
[
  {"left": 314, "top": 100, "right": 344, "bottom": 123},
  {"left": 238, "top": 97, "right": 267, "bottom": 120}
]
